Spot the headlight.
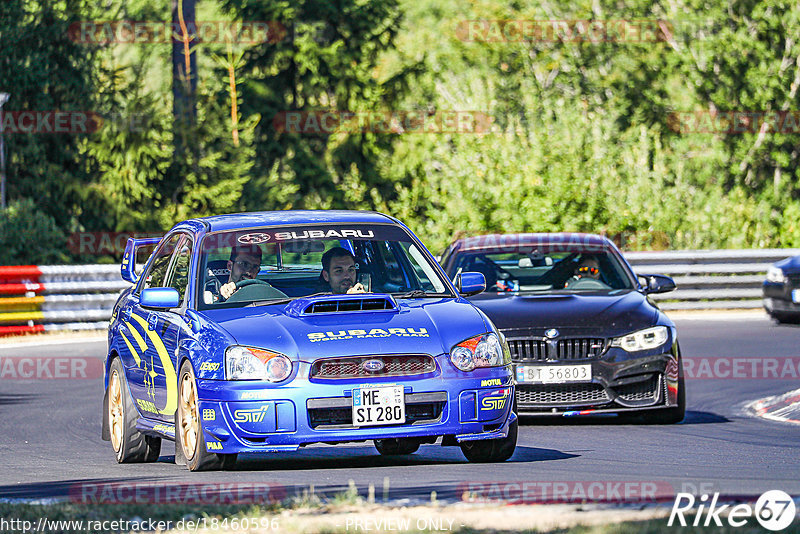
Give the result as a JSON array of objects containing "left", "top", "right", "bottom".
[
  {"left": 766, "top": 266, "right": 786, "bottom": 283},
  {"left": 449, "top": 333, "right": 509, "bottom": 371},
  {"left": 611, "top": 326, "right": 669, "bottom": 353},
  {"left": 225, "top": 346, "right": 292, "bottom": 382}
]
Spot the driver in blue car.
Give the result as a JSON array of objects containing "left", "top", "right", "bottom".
[
  {"left": 320, "top": 247, "right": 366, "bottom": 295},
  {"left": 219, "top": 244, "right": 262, "bottom": 301}
]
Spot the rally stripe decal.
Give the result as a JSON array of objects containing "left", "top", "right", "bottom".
[
  {"left": 124, "top": 321, "right": 148, "bottom": 352},
  {"left": 130, "top": 313, "right": 177, "bottom": 415},
  {"left": 119, "top": 331, "right": 141, "bottom": 366}
]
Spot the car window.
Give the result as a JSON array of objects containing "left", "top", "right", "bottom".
[
  {"left": 450, "top": 249, "right": 634, "bottom": 292},
  {"left": 164, "top": 237, "right": 193, "bottom": 303},
  {"left": 140, "top": 234, "right": 182, "bottom": 292}
]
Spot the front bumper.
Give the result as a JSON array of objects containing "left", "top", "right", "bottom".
[
  {"left": 763, "top": 281, "right": 800, "bottom": 315},
  {"left": 191, "top": 359, "right": 515, "bottom": 454},
  {"left": 513, "top": 350, "right": 680, "bottom": 415}
]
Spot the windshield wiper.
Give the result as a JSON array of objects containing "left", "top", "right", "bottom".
[{"left": 393, "top": 290, "right": 453, "bottom": 299}]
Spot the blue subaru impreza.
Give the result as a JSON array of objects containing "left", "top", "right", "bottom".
[{"left": 102, "top": 211, "right": 516, "bottom": 470}]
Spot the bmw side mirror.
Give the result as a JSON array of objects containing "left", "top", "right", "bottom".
[
  {"left": 638, "top": 274, "right": 676, "bottom": 294},
  {"left": 140, "top": 287, "right": 181, "bottom": 309},
  {"left": 456, "top": 272, "right": 486, "bottom": 296}
]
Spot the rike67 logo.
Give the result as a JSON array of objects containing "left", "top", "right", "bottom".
[{"left": 669, "top": 490, "right": 796, "bottom": 531}]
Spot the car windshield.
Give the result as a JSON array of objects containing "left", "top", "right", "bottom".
[
  {"left": 449, "top": 247, "right": 635, "bottom": 293},
  {"left": 197, "top": 224, "right": 453, "bottom": 309}
]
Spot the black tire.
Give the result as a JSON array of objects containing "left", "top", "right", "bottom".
[
  {"left": 460, "top": 418, "right": 517, "bottom": 463},
  {"left": 107, "top": 358, "right": 161, "bottom": 463},
  {"left": 374, "top": 438, "right": 420, "bottom": 455},
  {"left": 624, "top": 370, "right": 686, "bottom": 425},
  {"left": 176, "top": 360, "right": 237, "bottom": 471},
  {"left": 772, "top": 312, "right": 800, "bottom": 325},
  {"left": 649, "top": 371, "right": 686, "bottom": 424}
]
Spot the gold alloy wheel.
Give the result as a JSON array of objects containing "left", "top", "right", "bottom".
[
  {"left": 108, "top": 369, "right": 123, "bottom": 453},
  {"left": 179, "top": 372, "right": 199, "bottom": 460}
]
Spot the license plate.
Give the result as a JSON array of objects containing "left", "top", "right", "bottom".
[
  {"left": 793, "top": 289, "right": 800, "bottom": 304},
  {"left": 352, "top": 385, "right": 405, "bottom": 427},
  {"left": 516, "top": 364, "right": 591, "bottom": 384}
]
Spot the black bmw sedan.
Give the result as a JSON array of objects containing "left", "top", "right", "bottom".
[
  {"left": 439, "top": 233, "right": 685, "bottom": 423},
  {"left": 763, "top": 255, "right": 800, "bottom": 323}
]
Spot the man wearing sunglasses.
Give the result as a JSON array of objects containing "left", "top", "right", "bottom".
[
  {"left": 219, "top": 244, "right": 263, "bottom": 300},
  {"left": 565, "top": 255, "right": 602, "bottom": 288}
]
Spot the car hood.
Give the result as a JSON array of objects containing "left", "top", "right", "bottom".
[
  {"left": 468, "top": 290, "right": 659, "bottom": 337},
  {"left": 197, "top": 297, "right": 489, "bottom": 361},
  {"left": 776, "top": 255, "right": 800, "bottom": 274}
]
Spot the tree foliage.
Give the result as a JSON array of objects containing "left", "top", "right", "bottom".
[{"left": 1, "top": 0, "right": 799, "bottom": 264}]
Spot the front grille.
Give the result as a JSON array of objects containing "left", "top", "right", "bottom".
[
  {"left": 614, "top": 375, "right": 660, "bottom": 402},
  {"left": 516, "top": 383, "right": 610, "bottom": 406},
  {"left": 508, "top": 339, "right": 548, "bottom": 361},
  {"left": 787, "top": 273, "right": 800, "bottom": 288},
  {"left": 311, "top": 355, "right": 436, "bottom": 379},
  {"left": 307, "top": 392, "right": 446, "bottom": 429},
  {"left": 508, "top": 338, "right": 607, "bottom": 362}
]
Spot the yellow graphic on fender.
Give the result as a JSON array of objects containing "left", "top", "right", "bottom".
[
  {"left": 126, "top": 313, "right": 178, "bottom": 416},
  {"left": 206, "top": 441, "right": 223, "bottom": 450}
]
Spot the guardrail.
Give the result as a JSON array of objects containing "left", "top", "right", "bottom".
[
  {"left": 624, "top": 249, "right": 800, "bottom": 310},
  {"left": 0, "top": 265, "right": 127, "bottom": 336},
  {"left": 0, "top": 249, "right": 798, "bottom": 335}
]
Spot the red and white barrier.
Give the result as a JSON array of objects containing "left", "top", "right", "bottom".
[{"left": 0, "top": 264, "right": 130, "bottom": 335}]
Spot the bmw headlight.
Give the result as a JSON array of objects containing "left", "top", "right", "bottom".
[
  {"left": 766, "top": 266, "right": 786, "bottom": 283},
  {"left": 611, "top": 326, "right": 669, "bottom": 353},
  {"left": 449, "top": 333, "right": 509, "bottom": 371},
  {"left": 225, "top": 346, "right": 292, "bottom": 382}
]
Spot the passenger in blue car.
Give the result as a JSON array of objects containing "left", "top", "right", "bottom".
[
  {"left": 320, "top": 247, "right": 366, "bottom": 294},
  {"left": 219, "top": 244, "right": 262, "bottom": 301}
]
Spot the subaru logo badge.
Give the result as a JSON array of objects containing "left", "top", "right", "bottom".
[
  {"left": 545, "top": 329, "right": 559, "bottom": 339},
  {"left": 362, "top": 359, "right": 385, "bottom": 373}
]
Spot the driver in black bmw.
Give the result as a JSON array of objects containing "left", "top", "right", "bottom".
[
  {"left": 219, "top": 244, "right": 262, "bottom": 301},
  {"left": 565, "top": 255, "right": 602, "bottom": 287}
]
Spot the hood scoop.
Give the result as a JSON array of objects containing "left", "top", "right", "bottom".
[{"left": 285, "top": 294, "right": 399, "bottom": 317}]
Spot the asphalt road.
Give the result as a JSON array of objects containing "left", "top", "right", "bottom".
[{"left": 1, "top": 313, "right": 799, "bottom": 504}]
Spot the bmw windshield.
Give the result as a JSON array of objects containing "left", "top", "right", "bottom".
[
  {"left": 197, "top": 224, "right": 454, "bottom": 309},
  {"left": 449, "top": 248, "right": 636, "bottom": 293}
]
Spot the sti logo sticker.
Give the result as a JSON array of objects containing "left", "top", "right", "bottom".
[
  {"left": 481, "top": 389, "right": 510, "bottom": 411},
  {"left": 233, "top": 406, "right": 269, "bottom": 423}
]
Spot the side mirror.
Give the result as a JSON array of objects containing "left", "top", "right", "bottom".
[
  {"left": 455, "top": 272, "right": 486, "bottom": 296},
  {"left": 638, "top": 274, "right": 676, "bottom": 294},
  {"left": 140, "top": 287, "right": 181, "bottom": 309}
]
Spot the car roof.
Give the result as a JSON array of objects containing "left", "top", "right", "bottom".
[
  {"left": 183, "top": 210, "right": 397, "bottom": 233},
  {"left": 449, "top": 232, "right": 615, "bottom": 254}
]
